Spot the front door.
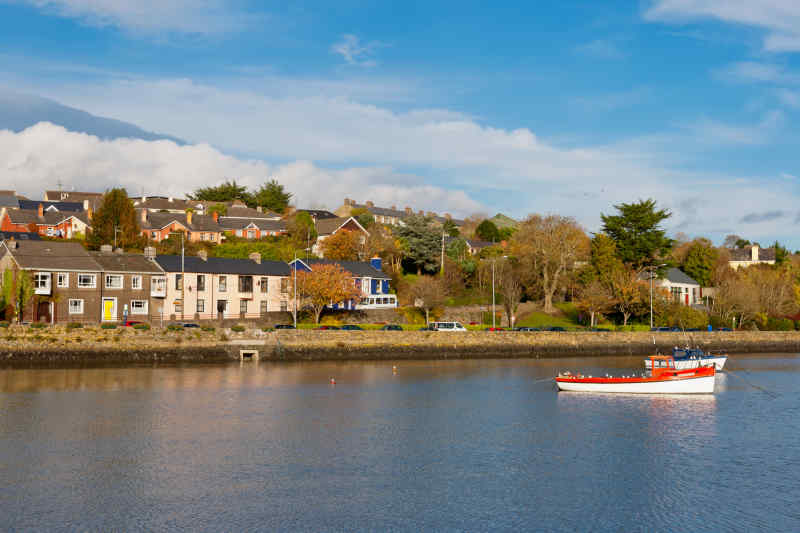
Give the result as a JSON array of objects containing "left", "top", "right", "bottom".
[
  {"left": 102, "top": 298, "right": 117, "bottom": 321},
  {"left": 36, "top": 301, "right": 52, "bottom": 323}
]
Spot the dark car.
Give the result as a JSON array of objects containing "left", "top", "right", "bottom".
[
  {"left": 315, "top": 325, "right": 340, "bottom": 330},
  {"left": 123, "top": 320, "right": 145, "bottom": 327},
  {"left": 590, "top": 327, "right": 611, "bottom": 332},
  {"left": 650, "top": 326, "right": 671, "bottom": 332},
  {"left": 418, "top": 325, "right": 435, "bottom": 331},
  {"left": 380, "top": 324, "right": 403, "bottom": 331},
  {"left": 173, "top": 322, "right": 200, "bottom": 328},
  {"left": 484, "top": 327, "right": 505, "bottom": 331},
  {"left": 546, "top": 326, "right": 566, "bottom": 332},
  {"left": 515, "top": 327, "right": 541, "bottom": 332},
  {"left": 340, "top": 325, "right": 364, "bottom": 331},
  {"left": 274, "top": 324, "right": 296, "bottom": 330},
  {"left": 718, "top": 327, "right": 733, "bottom": 332}
]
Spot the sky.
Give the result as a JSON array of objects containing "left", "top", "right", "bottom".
[{"left": 1, "top": 0, "right": 800, "bottom": 248}]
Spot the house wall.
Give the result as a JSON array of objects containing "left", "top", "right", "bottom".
[
  {"left": 26, "top": 270, "right": 104, "bottom": 324},
  {"left": 0, "top": 214, "right": 31, "bottom": 233},
  {"left": 97, "top": 272, "right": 165, "bottom": 322},
  {"left": 142, "top": 222, "right": 223, "bottom": 244},
  {"left": 657, "top": 280, "right": 699, "bottom": 306}
]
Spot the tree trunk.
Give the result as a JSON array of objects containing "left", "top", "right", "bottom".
[
  {"left": 590, "top": 311, "right": 595, "bottom": 328},
  {"left": 314, "top": 306, "right": 323, "bottom": 324},
  {"left": 425, "top": 308, "right": 429, "bottom": 325},
  {"left": 623, "top": 312, "right": 630, "bottom": 326}
]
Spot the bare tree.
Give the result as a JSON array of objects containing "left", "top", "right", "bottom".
[
  {"left": 576, "top": 280, "right": 615, "bottom": 327},
  {"left": 512, "top": 215, "right": 589, "bottom": 313},
  {"left": 497, "top": 259, "right": 523, "bottom": 328},
  {"left": 411, "top": 276, "right": 447, "bottom": 325}
]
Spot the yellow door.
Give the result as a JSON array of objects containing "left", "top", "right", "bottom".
[{"left": 103, "top": 299, "right": 114, "bottom": 321}]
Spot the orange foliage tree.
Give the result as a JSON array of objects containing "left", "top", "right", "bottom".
[
  {"left": 320, "top": 230, "right": 362, "bottom": 260},
  {"left": 291, "top": 264, "right": 362, "bottom": 323}
]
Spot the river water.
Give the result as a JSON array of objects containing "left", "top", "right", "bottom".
[{"left": 1, "top": 354, "right": 799, "bottom": 532}]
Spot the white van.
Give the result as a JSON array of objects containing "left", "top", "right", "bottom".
[{"left": 429, "top": 321, "right": 467, "bottom": 332}]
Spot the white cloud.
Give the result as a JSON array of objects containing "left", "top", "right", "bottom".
[
  {"left": 682, "top": 110, "right": 784, "bottom": 146},
  {"left": 0, "top": 122, "right": 483, "bottom": 215},
  {"left": 7, "top": 0, "right": 249, "bottom": 34},
  {"left": 645, "top": 0, "right": 800, "bottom": 52},
  {"left": 331, "top": 34, "right": 383, "bottom": 67},
  {"left": 574, "top": 39, "right": 625, "bottom": 59}
]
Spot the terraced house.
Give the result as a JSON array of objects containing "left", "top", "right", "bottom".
[{"left": 153, "top": 251, "right": 291, "bottom": 321}]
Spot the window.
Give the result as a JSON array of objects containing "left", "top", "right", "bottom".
[
  {"left": 219, "top": 276, "right": 227, "bottom": 292},
  {"left": 197, "top": 275, "right": 205, "bottom": 291},
  {"left": 105, "top": 274, "right": 123, "bottom": 289},
  {"left": 78, "top": 274, "right": 96, "bottom": 288},
  {"left": 235, "top": 230, "right": 243, "bottom": 237},
  {"left": 68, "top": 299, "right": 84, "bottom": 314},
  {"left": 57, "top": 273, "right": 69, "bottom": 288},
  {"left": 260, "top": 301, "right": 268, "bottom": 315},
  {"left": 216, "top": 300, "right": 227, "bottom": 315},
  {"left": 151, "top": 231, "right": 158, "bottom": 239},
  {"left": 197, "top": 299, "right": 205, "bottom": 313},
  {"left": 239, "top": 276, "right": 253, "bottom": 293},
  {"left": 174, "top": 299, "right": 183, "bottom": 314},
  {"left": 131, "top": 275, "right": 142, "bottom": 290},
  {"left": 151, "top": 276, "right": 166, "bottom": 294},
  {"left": 130, "top": 300, "right": 148, "bottom": 314},
  {"left": 280, "top": 278, "right": 288, "bottom": 293},
  {"left": 240, "top": 300, "right": 248, "bottom": 314},
  {"left": 34, "top": 273, "right": 50, "bottom": 290},
  {"left": 260, "top": 277, "right": 269, "bottom": 294},
  {"left": 280, "top": 301, "right": 288, "bottom": 312},
  {"left": 210, "top": 233, "right": 216, "bottom": 242},
  {"left": 175, "top": 274, "right": 183, "bottom": 291},
  {"left": 247, "top": 230, "right": 256, "bottom": 239}
]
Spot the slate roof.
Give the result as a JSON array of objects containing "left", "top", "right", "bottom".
[
  {"left": 0, "top": 195, "right": 19, "bottom": 208},
  {"left": 351, "top": 202, "right": 464, "bottom": 226},
  {"left": 140, "top": 212, "right": 223, "bottom": 232},
  {"left": 154, "top": 255, "right": 290, "bottom": 276},
  {"left": 131, "top": 197, "right": 198, "bottom": 212},
  {"left": 18, "top": 200, "right": 84, "bottom": 212},
  {"left": 5, "top": 209, "right": 90, "bottom": 226},
  {"left": 298, "top": 209, "right": 338, "bottom": 220},
  {"left": 44, "top": 191, "right": 103, "bottom": 203},
  {"left": 315, "top": 216, "right": 367, "bottom": 236},
  {"left": 295, "top": 259, "right": 391, "bottom": 280},
  {"left": 218, "top": 218, "right": 287, "bottom": 232},
  {"left": 1, "top": 241, "right": 101, "bottom": 271},
  {"left": 90, "top": 252, "right": 164, "bottom": 273},
  {"left": 0, "top": 231, "right": 41, "bottom": 241},
  {"left": 663, "top": 268, "right": 699, "bottom": 286},
  {"left": 224, "top": 206, "right": 281, "bottom": 219},
  {"left": 729, "top": 246, "right": 776, "bottom": 262}
]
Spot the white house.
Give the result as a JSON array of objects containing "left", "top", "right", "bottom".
[{"left": 656, "top": 268, "right": 701, "bottom": 306}]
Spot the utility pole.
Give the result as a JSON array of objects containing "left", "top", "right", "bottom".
[
  {"left": 440, "top": 231, "right": 445, "bottom": 277},
  {"left": 648, "top": 263, "right": 667, "bottom": 329},
  {"left": 293, "top": 251, "right": 298, "bottom": 328},
  {"left": 492, "top": 258, "right": 496, "bottom": 329}
]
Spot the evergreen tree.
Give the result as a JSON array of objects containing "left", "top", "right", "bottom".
[
  {"left": 252, "top": 179, "right": 292, "bottom": 213},
  {"left": 90, "top": 188, "right": 141, "bottom": 249},
  {"left": 475, "top": 219, "right": 501, "bottom": 242},
  {"left": 286, "top": 211, "right": 317, "bottom": 249},
  {"left": 773, "top": 241, "right": 789, "bottom": 265},
  {"left": 396, "top": 215, "right": 440, "bottom": 275},
  {"left": 190, "top": 180, "right": 252, "bottom": 204},
  {"left": 600, "top": 199, "right": 673, "bottom": 269},
  {"left": 681, "top": 239, "right": 718, "bottom": 287},
  {"left": 443, "top": 219, "right": 460, "bottom": 238}
]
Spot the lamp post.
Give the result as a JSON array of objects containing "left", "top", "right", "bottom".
[{"left": 648, "top": 263, "right": 667, "bottom": 329}]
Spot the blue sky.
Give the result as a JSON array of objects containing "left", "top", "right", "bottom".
[{"left": 1, "top": 0, "right": 800, "bottom": 248}]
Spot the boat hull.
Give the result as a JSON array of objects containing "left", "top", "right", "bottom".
[
  {"left": 643, "top": 356, "right": 727, "bottom": 371},
  {"left": 556, "top": 375, "right": 715, "bottom": 394}
]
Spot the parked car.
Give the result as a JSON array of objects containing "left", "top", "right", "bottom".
[
  {"left": 515, "top": 327, "right": 541, "bottom": 332},
  {"left": 274, "top": 324, "right": 296, "bottom": 330},
  {"left": 718, "top": 327, "right": 733, "bottom": 332},
  {"left": 123, "top": 320, "right": 146, "bottom": 327},
  {"left": 429, "top": 321, "right": 467, "bottom": 332},
  {"left": 340, "top": 324, "right": 364, "bottom": 331},
  {"left": 650, "top": 326, "right": 671, "bottom": 332},
  {"left": 590, "top": 327, "right": 611, "bottom": 332},
  {"left": 546, "top": 326, "right": 566, "bottom": 332},
  {"left": 483, "top": 327, "right": 505, "bottom": 331},
  {"left": 380, "top": 324, "right": 403, "bottom": 331},
  {"left": 418, "top": 326, "right": 435, "bottom": 331},
  {"left": 315, "top": 325, "right": 340, "bottom": 330},
  {"left": 181, "top": 322, "right": 201, "bottom": 328}
]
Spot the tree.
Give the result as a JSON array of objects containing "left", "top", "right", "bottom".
[
  {"left": 252, "top": 179, "right": 292, "bottom": 213},
  {"left": 475, "top": 219, "right": 501, "bottom": 242},
  {"left": 396, "top": 214, "right": 440, "bottom": 275},
  {"left": 512, "top": 214, "right": 589, "bottom": 313},
  {"left": 588, "top": 233, "right": 624, "bottom": 287},
  {"left": 773, "top": 241, "right": 790, "bottom": 265},
  {"left": 208, "top": 203, "right": 227, "bottom": 216},
  {"left": 681, "top": 239, "right": 718, "bottom": 287},
  {"left": 292, "top": 264, "right": 361, "bottom": 324},
  {"left": 364, "top": 225, "right": 403, "bottom": 273},
  {"left": 320, "top": 230, "right": 361, "bottom": 260},
  {"left": 443, "top": 219, "right": 460, "bottom": 238},
  {"left": 723, "top": 234, "right": 743, "bottom": 249},
  {"left": 2, "top": 267, "right": 34, "bottom": 323},
  {"left": 497, "top": 259, "right": 523, "bottom": 328},
  {"left": 286, "top": 211, "right": 318, "bottom": 249},
  {"left": 90, "top": 188, "right": 141, "bottom": 249},
  {"left": 190, "top": 180, "right": 251, "bottom": 204},
  {"left": 350, "top": 208, "right": 375, "bottom": 228},
  {"left": 600, "top": 199, "right": 673, "bottom": 269},
  {"left": 410, "top": 276, "right": 446, "bottom": 324},
  {"left": 576, "top": 280, "right": 615, "bottom": 327},
  {"left": 610, "top": 267, "right": 647, "bottom": 326}
]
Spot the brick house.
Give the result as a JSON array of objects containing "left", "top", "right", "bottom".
[
  {"left": 217, "top": 205, "right": 286, "bottom": 239},
  {"left": 89, "top": 246, "right": 167, "bottom": 323},
  {"left": 153, "top": 251, "right": 291, "bottom": 321},
  {"left": 1, "top": 204, "right": 91, "bottom": 239},
  {"left": 289, "top": 257, "right": 397, "bottom": 309},
  {"left": 138, "top": 209, "right": 225, "bottom": 243},
  {"left": 0, "top": 240, "right": 104, "bottom": 323}
]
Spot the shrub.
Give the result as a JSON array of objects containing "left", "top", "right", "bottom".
[
  {"left": 766, "top": 317, "right": 794, "bottom": 331},
  {"left": 33, "top": 334, "right": 44, "bottom": 341},
  {"left": 202, "top": 326, "right": 215, "bottom": 332},
  {"left": 231, "top": 325, "right": 246, "bottom": 332},
  {"left": 261, "top": 327, "right": 273, "bottom": 332},
  {"left": 0, "top": 321, "right": 9, "bottom": 328},
  {"left": 66, "top": 322, "right": 83, "bottom": 330},
  {"left": 30, "top": 322, "right": 46, "bottom": 329},
  {"left": 167, "top": 324, "right": 182, "bottom": 331},
  {"left": 133, "top": 323, "right": 150, "bottom": 330},
  {"left": 101, "top": 324, "right": 117, "bottom": 330}
]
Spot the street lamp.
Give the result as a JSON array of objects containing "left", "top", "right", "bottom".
[{"left": 647, "top": 263, "right": 667, "bottom": 329}]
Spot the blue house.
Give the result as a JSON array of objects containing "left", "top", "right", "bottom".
[{"left": 289, "top": 257, "right": 397, "bottom": 310}]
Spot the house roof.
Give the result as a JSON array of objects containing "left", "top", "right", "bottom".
[
  {"left": 218, "top": 217, "right": 287, "bottom": 232},
  {"left": 349, "top": 202, "right": 464, "bottom": 226},
  {"left": 298, "top": 209, "right": 338, "bottom": 220},
  {"left": 0, "top": 231, "right": 41, "bottom": 241},
  {"left": 663, "top": 268, "right": 699, "bottom": 286},
  {"left": 729, "top": 245, "right": 776, "bottom": 262},
  {"left": 154, "top": 255, "right": 290, "bottom": 276},
  {"left": 18, "top": 200, "right": 84, "bottom": 212},
  {"left": 45, "top": 191, "right": 103, "bottom": 203},
  {"left": 315, "top": 216, "right": 367, "bottom": 236},
  {"left": 131, "top": 197, "right": 199, "bottom": 212},
  {"left": 293, "top": 258, "right": 391, "bottom": 280},
  {"left": 5, "top": 209, "right": 90, "bottom": 226},
  {"left": 90, "top": 252, "right": 164, "bottom": 273},
  {"left": 140, "top": 212, "right": 223, "bottom": 232},
  {"left": 1, "top": 241, "right": 101, "bottom": 271},
  {"left": 224, "top": 206, "right": 281, "bottom": 219},
  {"left": 465, "top": 238, "right": 495, "bottom": 249},
  {"left": 0, "top": 195, "right": 19, "bottom": 208}
]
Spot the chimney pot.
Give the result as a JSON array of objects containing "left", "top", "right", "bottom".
[
  {"left": 144, "top": 246, "right": 156, "bottom": 259},
  {"left": 37, "top": 203, "right": 44, "bottom": 218},
  {"left": 404, "top": 207, "right": 412, "bottom": 215}
]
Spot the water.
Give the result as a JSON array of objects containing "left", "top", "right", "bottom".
[{"left": 1, "top": 355, "right": 799, "bottom": 532}]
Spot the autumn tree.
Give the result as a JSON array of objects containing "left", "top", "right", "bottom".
[
  {"left": 320, "top": 230, "right": 361, "bottom": 260},
  {"left": 601, "top": 199, "right": 673, "bottom": 269},
  {"left": 512, "top": 214, "right": 589, "bottom": 313},
  {"left": 252, "top": 179, "right": 292, "bottom": 213},
  {"left": 286, "top": 211, "right": 318, "bottom": 250},
  {"left": 410, "top": 276, "right": 447, "bottom": 324},
  {"left": 1, "top": 267, "right": 34, "bottom": 323},
  {"left": 364, "top": 224, "right": 403, "bottom": 273},
  {"left": 396, "top": 214, "right": 440, "bottom": 275},
  {"left": 292, "top": 264, "right": 361, "bottom": 324},
  {"left": 576, "top": 280, "right": 615, "bottom": 327},
  {"left": 90, "top": 188, "right": 141, "bottom": 250},
  {"left": 610, "top": 268, "right": 647, "bottom": 326}
]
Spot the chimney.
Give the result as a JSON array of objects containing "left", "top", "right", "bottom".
[
  {"left": 168, "top": 197, "right": 173, "bottom": 203},
  {"left": 344, "top": 198, "right": 352, "bottom": 206},
  {"left": 249, "top": 252, "right": 261, "bottom": 264},
  {"left": 405, "top": 207, "right": 412, "bottom": 215},
  {"left": 418, "top": 210, "right": 424, "bottom": 216},
  {"left": 142, "top": 195, "right": 147, "bottom": 202},
  {"left": 7, "top": 237, "right": 16, "bottom": 249},
  {"left": 366, "top": 201, "right": 374, "bottom": 208},
  {"left": 83, "top": 199, "right": 89, "bottom": 210},
  {"left": 198, "top": 249, "right": 208, "bottom": 261},
  {"left": 37, "top": 203, "right": 43, "bottom": 218},
  {"left": 256, "top": 206, "right": 263, "bottom": 213},
  {"left": 751, "top": 245, "right": 759, "bottom": 262},
  {"left": 140, "top": 209, "right": 147, "bottom": 224},
  {"left": 391, "top": 205, "right": 397, "bottom": 211},
  {"left": 144, "top": 246, "right": 156, "bottom": 259},
  {"left": 370, "top": 256, "right": 382, "bottom": 272},
  {"left": 212, "top": 211, "right": 219, "bottom": 223},
  {"left": 87, "top": 207, "right": 93, "bottom": 221},
  {"left": 100, "top": 244, "right": 113, "bottom": 254},
  {"left": 186, "top": 210, "right": 193, "bottom": 226}
]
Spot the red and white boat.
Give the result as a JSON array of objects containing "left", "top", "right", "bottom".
[{"left": 555, "top": 356, "right": 716, "bottom": 394}]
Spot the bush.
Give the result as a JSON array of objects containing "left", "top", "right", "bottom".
[
  {"left": 66, "top": 322, "right": 83, "bottom": 330},
  {"left": 766, "top": 317, "right": 794, "bottom": 331},
  {"left": 0, "top": 321, "right": 9, "bottom": 328},
  {"left": 167, "top": 324, "right": 182, "bottom": 331},
  {"left": 133, "top": 323, "right": 150, "bottom": 330},
  {"left": 657, "top": 303, "right": 709, "bottom": 330},
  {"left": 29, "top": 322, "right": 47, "bottom": 329},
  {"left": 231, "top": 325, "right": 246, "bottom": 332},
  {"left": 261, "top": 327, "right": 273, "bottom": 332},
  {"left": 202, "top": 326, "right": 215, "bottom": 332},
  {"left": 101, "top": 324, "right": 117, "bottom": 330}
]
